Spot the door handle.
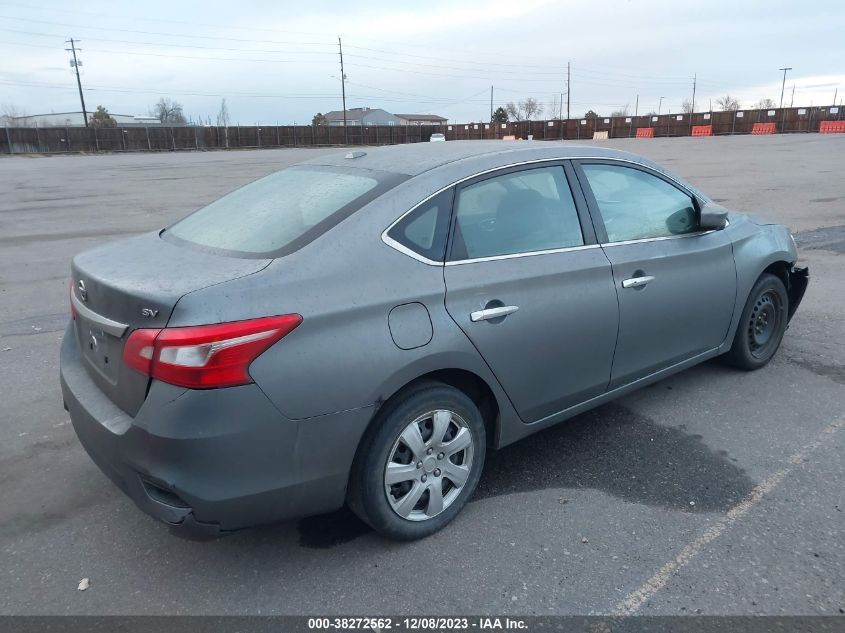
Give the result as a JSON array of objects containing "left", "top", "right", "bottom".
[
  {"left": 622, "top": 275, "right": 655, "bottom": 289},
  {"left": 470, "top": 305, "right": 519, "bottom": 322}
]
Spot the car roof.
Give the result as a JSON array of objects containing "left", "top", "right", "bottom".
[{"left": 303, "top": 141, "right": 656, "bottom": 177}]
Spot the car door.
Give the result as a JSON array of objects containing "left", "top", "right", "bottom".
[
  {"left": 574, "top": 160, "right": 737, "bottom": 389},
  {"left": 443, "top": 163, "right": 618, "bottom": 424}
]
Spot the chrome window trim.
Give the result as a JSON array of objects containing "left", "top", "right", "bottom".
[
  {"left": 381, "top": 233, "right": 443, "bottom": 266},
  {"left": 445, "top": 244, "right": 600, "bottom": 266},
  {"left": 598, "top": 217, "right": 729, "bottom": 247},
  {"left": 380, "top": 155, "right": 706, "bottom": 266},
  {"left": 600, "top": 230, "right": 714, "bottom": 247}
]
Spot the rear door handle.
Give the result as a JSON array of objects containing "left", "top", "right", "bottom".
[
  {"left": 621, "top": 275, "right": 655, "bottom": 289},
  {"left": 470, "top": 305, "right": 519, "bottom": 322}
]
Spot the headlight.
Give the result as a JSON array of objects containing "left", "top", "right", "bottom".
[{"left": 790, "top": 233, "right": 798, "bottom": 251}]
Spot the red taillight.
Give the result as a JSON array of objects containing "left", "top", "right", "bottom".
[
  {"left": 69, "top": 279, "right": 77, "bottom": 319},
  {"left": 123, "top": 327, "right": 160, "bottom": 375},
  {"left": 123, "top": 315, "right": 302, "bottom": 389}
]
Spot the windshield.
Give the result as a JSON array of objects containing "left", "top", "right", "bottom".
[{"left": 164, "top": 165, "right": 404, "bottom": 257}]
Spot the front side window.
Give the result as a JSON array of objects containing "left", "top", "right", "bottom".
[
  {"left": 166, "top": 165, "right": 403, "bottom": 256},
  {"left": 450, "top": 166, "right": 584, "bottom": 260},
  {"left": 581, "top": 164, "right": 698, "bottom": 242}
]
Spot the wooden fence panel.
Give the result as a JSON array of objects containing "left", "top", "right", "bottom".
[{"left": 3, "top": 105, "right": 842, "bottom": 154}]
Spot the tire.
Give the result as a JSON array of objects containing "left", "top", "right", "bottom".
[
  {"left": 347, "top": 382, "right": 486, "bottom": 541},
  {"left": 724, "top": 273, "right": 789, "bottom": 370}
]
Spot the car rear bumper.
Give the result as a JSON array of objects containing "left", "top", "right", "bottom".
[{"left": 60, "top": 323, "right": 374, "bottom": 537}]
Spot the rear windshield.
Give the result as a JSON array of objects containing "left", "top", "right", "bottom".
[{"left": 164, "top": 165, "right": 406, "bottom": 257}]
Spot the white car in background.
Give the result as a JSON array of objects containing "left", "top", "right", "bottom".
[{"left": 429, "top": 133, "right": 446, "bottom": 142}]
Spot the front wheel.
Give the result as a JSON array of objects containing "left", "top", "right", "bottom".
[
  {"left": 348, "top": 383, "right": 486, "bottom": 541},
  {"left": 724, "top": 273, "right": 788, "bottom": 370}
]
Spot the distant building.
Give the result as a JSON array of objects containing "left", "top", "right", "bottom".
[
  {"left": 395, "top": 113, "right": 448, "bottom": 126},
  {"left": 323, "top": 107, "right": 402, "bottom": 126},
  {"left": 6, "top": 112, "right": 162, "bottom": 127},
  {"left": 323, "top": 107, "right": 447, "bottom": 127}
]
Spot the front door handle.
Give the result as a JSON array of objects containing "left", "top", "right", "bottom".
[
  {"left": 470, "top": 305, "right": 519, "bottom": 322},
  {"left": 622, "top": 275, "right": 655, "bottom": 289}
]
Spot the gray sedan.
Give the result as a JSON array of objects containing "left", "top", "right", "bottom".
[{"left": 60, "top": 142, "right": 808, "bottom": 540}]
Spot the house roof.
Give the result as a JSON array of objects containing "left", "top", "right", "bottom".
[
  {"left": 394, "top": 113, "right": 448, "bottom": 122},
  {"left": 323, "top": 108, "right": 390, "bottom": 121},
  {"left": 323, "top": 109, "right": 361, "bottom": 120},
  {"left": 11, "top": 111, "right": 138, "bottom": 119}
]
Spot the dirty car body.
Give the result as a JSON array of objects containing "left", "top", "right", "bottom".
[{"left": 60, "top": 142, "right": 808, "bottom": 539}]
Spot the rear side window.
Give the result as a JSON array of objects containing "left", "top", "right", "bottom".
[
  {"left": 165, "top": 165, "right": 405, "bottom": 257},
  {"left": 581, "top": 164, "right": 698, "bottom": 242},
  {"left": 450, "top": 166, "right": 584, "bottom": 261},
  {"left": 386, "top": 189, "right": 453, "bottom": 262}
]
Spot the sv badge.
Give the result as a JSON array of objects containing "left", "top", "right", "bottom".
[{"left": 140, "top": 308, "right": 159, "bottom": 318}]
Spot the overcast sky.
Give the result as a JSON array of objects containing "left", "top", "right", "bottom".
[{"left": 1, "top": 0, "right": 843, "bottom": 124}]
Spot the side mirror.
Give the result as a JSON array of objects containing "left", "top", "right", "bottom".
[{"left": 699, "top": 202, "right": 729, "bottom": 231}]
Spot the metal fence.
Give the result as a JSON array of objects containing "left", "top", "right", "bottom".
[{"left": 2, "top": 105, "right": 842, "bottom": 154}]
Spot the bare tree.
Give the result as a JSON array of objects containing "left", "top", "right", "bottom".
[
  {"left": 505, "top": 102, "right": 519, "bottom": 121},
  {"left": 753, "top": 97, "right": 777, "bottom": 109},
  {"left": 681, "top": 99, "right": 694, "bottom": 114},
  {"left": 610, "top": 104, "right": 630, "bottom": 117},
  {"left": 1, "top": 102, "right": 28, "bottom": 125},
  {"left": 506, "top": 97, "right": 544, "bottom": 121},
  {"left": 523, "top": 97, "right": 543, "bottom": 120},
  {"left": 216, "top": 98, "right": 230, "bottom": 127},
  {"left": 152, "top": 97, "right": 187, "bottom": 125},
  {"left": 715, "top": 94, "right": 741, "bottom": 111},
  {"left": 547, "top": 95, "right": 562, "bottom": 120}
]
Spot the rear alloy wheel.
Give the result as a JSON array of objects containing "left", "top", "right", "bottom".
[
  {"left": 725, "top": 273, "right": 788, "bottom": 370},
  {"left": 385, "top": 409, "right": 474, "bottom": 521},
  {"left": 348, "top": 383, "right": 485, "bottom": 540}
]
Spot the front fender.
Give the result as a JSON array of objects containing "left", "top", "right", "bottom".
[{"left": 720, "top": 216, "right": 798, "bottom": 352}]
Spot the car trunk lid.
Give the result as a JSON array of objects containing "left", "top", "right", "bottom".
[{"left": 70, "top": 231, "right": 270, "bottom": 416}]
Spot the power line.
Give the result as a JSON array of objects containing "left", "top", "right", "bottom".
[
  {"left": 1, "top": 77, "right": 604, "bottom": 108},
  {"left": 0, "top": 27, "right": 337, "bottom": 56},
  {"left": 0, "top": 16, "right": 725, "bottom": 84},
  {"left": 0, "top": 14, "right": 334, "bottom": 45},
  {"left": 0, "top": 0, "right": 335, "bottom": 37},
  {"left": 0, "top": 0, "right": 578, "bottom": 65}
]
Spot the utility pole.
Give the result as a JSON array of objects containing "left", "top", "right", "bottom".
[
  {"left": 691, "top": 73, "right": 697, "bottom": 113},
  {"left": 490, "top": 85, "right": 493, "bottom": 122},
  {"left": 559, "top": 92, "right": 563, "bottom": 120},
  {"left": 338, "top": 36, "right": 348, "bottom": 144},
  {"left": 566, "top": 61, "right": 570, "bottom": 120},
  {"left": 778, "top": 67, "right": 792, "bottom": 108},
  {"left": 833, "top": 88, "right": 838, "bottom": 107},
  {"left": 658, "top": 96, "right": 664, "bottom": 115},
  {"left": 690, "top": 74, "right": 697, "bottom": 131},
  {"left": 65, "top": 38, "right": 88, "bottom": 128},
  {"left": 634, "top": 94, "right": 639, "bottom": 116},
  {"left": 791, "top": 84, "right": 796, "bottom": 107}
]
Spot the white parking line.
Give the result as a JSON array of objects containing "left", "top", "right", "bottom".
[{"left": 613, "top": 417, "right": 845, "bottom": 615}]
